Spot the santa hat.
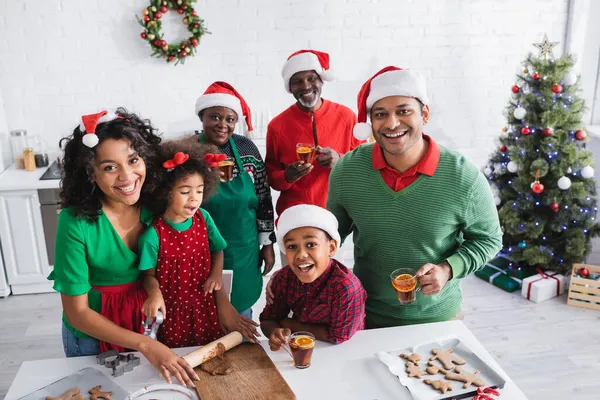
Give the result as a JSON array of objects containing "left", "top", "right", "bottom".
[
  {"left": 194, "top": 81, "right": 254, "bottom": 133},
  {"left": 353, "top": 66, "right": 429, "bottom": 141},
  {"left": 276, "top": 204, "right": 341, "bottom": 247},
  {"left": 79, "top": 110, "right": 119, "bottom": 148},
  {"left": 281, "top": 49, "right": 335, "bottom": 93}
]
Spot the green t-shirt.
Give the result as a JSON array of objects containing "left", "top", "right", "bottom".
[
  {"left": 48, "top": 206, "right": 154, "bottom": 338},
  {"left": 138, "top": 208, "right": 227, "bottom": 271}
]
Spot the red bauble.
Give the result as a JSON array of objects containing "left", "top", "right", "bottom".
[
  {"left": 500, "top": 145, "right": 507, "bottom": 152},
  {"left": 578, "top": 267, "right": 590, "bottom": 277},
  {"left": 140, "top": 32, "right": 147, "bottom": 39},
  {"left": 191, "top": 38, "right": 198, "bottom": 45},
  {"left": 550, "top": 202, "right": 559, "bottom": 212},
  {"left": 552, "top": 84, "right": 563, "bottom": 93},
  {"left": 511, "top": 85, "right": 520, "bottom": 93},
  {"left": 532, "top": 182, "right": 544, "bottom": 194},
  {"left": 179, "top": 51, "right": 187, "bottom": 57},
  {"left": 521, "top": 126, "right": 531, "bottom": 135},
  {"left": 194, "top": 23, "right": 199, "bottom": 28},
  {"left": 168, "top": 56, "right": 175, "bottom": 62},
  {"left": 192, "top": 10, "right": 197, "bottom": 16},
  {"left": 575, "top": 130, "right": 587, "bottom": 140},
  {"left": 154, "top": 39, "right": 161, "bottom": 46},
  {"left": 155, "top": 12, "right": 162, "bottom": 18},
  {"left": 177, "top": 9, "right": 184, "bottom": 14},
  {"left": 143, "top": 15, "right": 150, "bottom": 22},
  {"left": 542, "top": 128, "right": 553, "bottom": 136},
  {"left": 160, "top": 6, "right": 168, "bottom": 13},
  {"left": 532, "top": 73, "right": 540, "bottom": 80}
]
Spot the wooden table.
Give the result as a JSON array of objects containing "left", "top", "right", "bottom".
[{"left": 5, "top": 321, "right": 528, "bottom": 399}]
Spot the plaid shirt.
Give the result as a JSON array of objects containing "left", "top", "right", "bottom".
[{"left": 259, "top": 259, "right": 366, "bottom": 343}]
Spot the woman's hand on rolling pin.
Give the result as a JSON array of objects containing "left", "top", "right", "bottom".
[
  {"left": 218, "top": 301, "right": 259, "bottom": 343},
  {"left": 140, "top": 339, "right": 199, "bottom": 387}
]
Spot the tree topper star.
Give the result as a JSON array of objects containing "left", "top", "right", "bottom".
[{"left": 533, "top": 34, "right": 559, "bottom": 60}]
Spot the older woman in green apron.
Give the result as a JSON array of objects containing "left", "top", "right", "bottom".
[{"left": 195, "top": 81, "right": 276, "bottom": 318}]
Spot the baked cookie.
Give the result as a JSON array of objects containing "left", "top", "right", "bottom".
[
  {"left": 89, "top": 385, "right": 112, "bottom": 400},
  {"left": 445, "top": 366, "right": 485, "bottom": 388},
  {"left": 426, "top": 360, "right": 449, "bottom": 375},
  {"left": 399, "top": 352, "right": 421, "bottom": 364},
  {"left": 423, "top": 379, "right": 453, "bottom": 394},
  {"left": 429, "top": 348, "right": 466, "bottom": 370},
  {"left": 46, "top": 387, "right": 83, "bottom": 400},
  {"left": 405, "top": 361, "right": 426, "bottom": 378}
]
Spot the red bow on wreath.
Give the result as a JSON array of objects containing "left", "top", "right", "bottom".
[
  {"left": 204, "top": 153, "right": 227, "bottom": 168},
  {"left": 163, "top": 152, "right": 189, "bottom": 169},
  {"left": 473, "top": 387, "right": 500, "bottom": 400}
]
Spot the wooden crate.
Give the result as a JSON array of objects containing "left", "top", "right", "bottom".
[{"left": 567, "top": 264, "right": 600, "bottom": 311}]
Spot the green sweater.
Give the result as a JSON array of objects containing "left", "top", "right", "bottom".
[{"left": 327, "top": 143, "right": 502, "bottom": 327}]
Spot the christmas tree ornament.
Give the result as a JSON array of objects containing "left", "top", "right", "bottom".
[
  {"left": 511, "top": 85, "right": 520, "bottom": 93},
  {"left": 513, "top": 107, "right": 527, "bottom": 119},
  {"left": 557, "top": 176, "right": 572, "bottom": 190},
  {"left": 533, "top": 34, "right": 559, "bottom": 60},
  {"left": 137, "top": 0, "right": 208, "bottom": 65},
  {"left": 550, "top": 202, "right": 560, "bottom": 212},
  {"left": 531, "top": 170, "right": 544, "bottom": 194},
  {"left": 484, "top": 166, "right": 493, "bottom": 176},
  {"left": 494, "top": 197, "right": 502, "bottom": 206},
  {"left": 567, "top": 167, "right": 573, "bottom": 173},
  {"left": 581, "top": 165, "right": 595, "bottom": 179},
  {"left": 507, "top": 161, "right": 518, "bottom": 173},
  {"left": 542, "top": 127, "right": 553, "bottom": 136},
  {"left": 521, "top": 126, "right": 531, "bottom": 135},
  {"left": 563, "top": 71, "right": 577, "bottom": 86},
  {"left": 575, "top": 129, "right": 587, "bottom": 140},
  {"left": 502, "top": 127, "right": 508, "bottom": 132},
  {"left": 577, "top": 267, "right": 590, "bottom": 278},
  {"left": 500, "top": 145, "right": 507, "bottom": 152},
  {"left": 518, "top": 241, "right": 527, "bottom": 249},
  {"left": 532, "top": 72, "right": 540, "bottom": 80},
  {"left": 552, "top": 84, "right": 563, "bottom": 93}
]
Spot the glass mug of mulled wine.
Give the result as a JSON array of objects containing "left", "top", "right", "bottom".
[
  {"left": 296, "top": 143, "right": 316, "bottom": 164},
  {"left": 390, "top": 268, "right": 421, "bottom": 304},
  {"left": 218, "top": 157, "right": 235, "bottom": 182},
  {"left": 288, "top": 331, "right": 315, "bottom": 369}
]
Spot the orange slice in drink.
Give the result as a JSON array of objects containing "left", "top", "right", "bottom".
[
  {"left": 392, "top": 274, "right": 417, "bottom": 292},
  {"left": 292, "top": 336, "right": 315, "bottom": 348}
]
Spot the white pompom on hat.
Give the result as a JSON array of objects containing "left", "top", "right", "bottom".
[
  {"left": 276, "top": 204, "right": 341, "bottom": 247},
  {"left": 353, "top": 66, "right": 429, "bottom": 140},
  {"left": 79, "top": 110, "right": 119, "bottom": 148},
  {"left": 281, "top": 49, "right": 335, "bottom": 93},
  {"left": 195, "top": 81, "right": 254, "bottom": 133}
]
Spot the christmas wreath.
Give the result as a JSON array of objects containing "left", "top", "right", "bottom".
[{"left": 137, "top": 0, "right": 208, "bottom": 65}]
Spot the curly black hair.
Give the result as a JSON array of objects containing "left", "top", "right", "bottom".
[
  {"left": 59, "top": 108, "right": 162, "bottom": 221},
  {"left": 146, "top": 136, "right": 220, "bottom": 215}
]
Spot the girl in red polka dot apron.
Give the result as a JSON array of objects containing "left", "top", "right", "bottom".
[{"left": 152, "top": 211, "right": 222, "bottom": 347}]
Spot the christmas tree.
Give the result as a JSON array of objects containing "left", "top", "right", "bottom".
[{"left": 485, "top": 35, "right": 600, "bottom": 274}]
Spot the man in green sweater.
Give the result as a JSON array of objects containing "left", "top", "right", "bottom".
[{"left": 327, "top": 66, "right": 502, "bottom": 328}]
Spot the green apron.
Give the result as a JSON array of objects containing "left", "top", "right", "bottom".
[{"left": 201, "top": 135, "right": 262, "bottom": 312}]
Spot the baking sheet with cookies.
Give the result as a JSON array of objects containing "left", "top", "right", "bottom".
[
  {"left": 18, "top": 367, "right": 129, "bottom": 400},
  {"left": 376, "top": 336, "right": 506, "bottom": 400}
]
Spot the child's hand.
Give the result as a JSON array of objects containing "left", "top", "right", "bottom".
[
  {"left": 269, "top": 328, "right": 291, "bottom": 352},
  {"left": 142, "top": 291, "right": 167, "bottom": 320},
  {"left": 203, "top": 273, "right": 223, "bottom": 294}
]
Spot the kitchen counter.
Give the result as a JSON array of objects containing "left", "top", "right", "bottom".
[
  {"left": 0, "top": 163, "right": 60, "bottom": 191},
  {"left": 6, "top": 321, "right": 528, "bottom": 400}
]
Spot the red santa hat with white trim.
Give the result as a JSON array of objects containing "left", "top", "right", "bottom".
[
  {"left": 353, "top": 66, "right": 429, "bottom": 141},
  {"left": 281, "top": 49, "right": 335, "bottom": 93},
  {"left": 79, "top": 110, "right": 119, "bottom": 148},
  {"left": 195, "top": 81, "right": 254, "bottom": 133}
]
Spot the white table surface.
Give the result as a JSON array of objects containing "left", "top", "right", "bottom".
[{"left": 6, "top": 321, "right": 528, "bottom": 400}]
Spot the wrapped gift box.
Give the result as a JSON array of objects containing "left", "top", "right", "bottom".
[
  {"left": 475, "top": 255, "right": 538, "bottom": 293},
  {"left": 486, "top": 256, "right": 537, "bottom": 280},
  {"left": 521, "top": 270, "right": 565, "bottom": 303}
]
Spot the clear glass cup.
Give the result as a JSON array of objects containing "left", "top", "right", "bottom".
[
  {"left": 296, "top": 143, "right": 315, "bottom": 164},
  {"left": 218, "top": 157, "right": 235, "bottom": 182},
  {"left": 390, "top": 268, "right": 420, "bottom": 304},
  {"left": 289, "top": 331, "right": 315, "bottom": 369}
]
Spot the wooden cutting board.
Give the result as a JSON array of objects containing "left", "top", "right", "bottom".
[{"left": 194, "top": 343, "right": 296, "bottom": 400}]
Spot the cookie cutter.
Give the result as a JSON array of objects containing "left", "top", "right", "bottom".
[
  {"left": 143, "top": 311, "right": 164, "bottom": 340},
  {"left": 96, "top": 350, "right": 141, "bottom": 377}
]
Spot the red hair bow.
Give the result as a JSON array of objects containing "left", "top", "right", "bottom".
[
  {"left": 163, "top": 152, "right": 189, "bottom": 169},
  {"left": 204, "top": 153, "right": 227, "bottom": 167}
]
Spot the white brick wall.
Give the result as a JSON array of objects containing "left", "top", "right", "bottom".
[{"left": 0, "top": 0, "right": 568, "bottom": 167}]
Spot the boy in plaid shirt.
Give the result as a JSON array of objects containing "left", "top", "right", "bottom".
[{"left": 260, "top": 204, "right": 366, "bottom": 349}]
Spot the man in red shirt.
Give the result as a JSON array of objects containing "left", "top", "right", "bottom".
[
  {"left": 260, "top": 204, "right": 366, "bottom": 345},
  {"left": 265, "top": 49, "right": 362, "bottom": 217}
]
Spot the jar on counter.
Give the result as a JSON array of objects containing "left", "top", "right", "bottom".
[
  {"left": 32, "top": 136, "right": 49, "bottom": 168},
  {"left": 10, "top": 129, "right": 28, "bottom": 169},
  {"left": 23, "top": 147, "right": 36, "bottom": 171}
]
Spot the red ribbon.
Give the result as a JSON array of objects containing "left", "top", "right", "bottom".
[
  {"left": 204, "top": 153, "right": 227, "bottom": 168},
  {"left": 473, "top": 387, "right": 500, "bottom": 400},
  {"left": 526, "top": 267, "right": 560, "bottom": 300},
  {"left": 163, "top": 152, "right": 189, "bottom": 169}
]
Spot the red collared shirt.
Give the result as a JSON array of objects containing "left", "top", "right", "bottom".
[
  {"left": 259, "top": 259, "right": 366, "bottom": 344},
  {"left": 372, "top": 134, "right": 440, "bottom": 191}
]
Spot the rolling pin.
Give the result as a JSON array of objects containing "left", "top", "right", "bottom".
[{"left": 182, "top": 331, "right": 243, "bottom": 368}]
